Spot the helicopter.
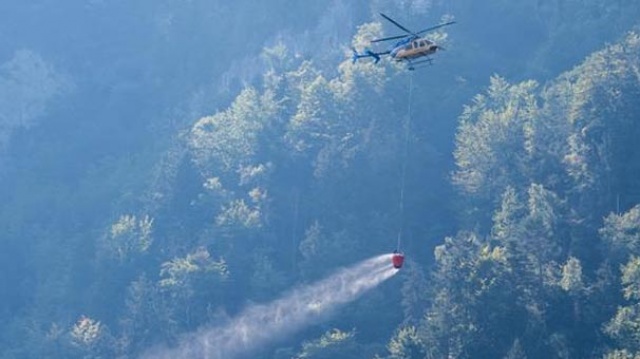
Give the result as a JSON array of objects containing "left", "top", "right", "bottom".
[{"left": 352, "top": 13, "right": 455, "bottom": 70}]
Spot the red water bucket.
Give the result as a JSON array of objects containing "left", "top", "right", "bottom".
[{"left": 392, "top": 253, "right": 405, "bottom": 269}]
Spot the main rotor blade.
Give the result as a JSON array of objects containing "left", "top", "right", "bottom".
[
  {"left": 371, "top": 34, "right": 409, "bottom": 43},
  {"left": 415, "top": 21, "right": 456, "bottom": 35},
  {"left": 379, "top": 13, "right": 416, "bottom": 36}
]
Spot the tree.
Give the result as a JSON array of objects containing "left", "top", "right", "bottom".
[
  {"left": 603, "top": 349, "right": 640, "bottom": 359},
  {"left": 605, "top": 257, "right": 640, "bottom": 352},
  {"left": 102, "top": 214, "right": 154, "bottom": 262},
  {"left": 421, "top": 231, "right": 523, "bottom": 358},
  {"left": 158, "top": 247, "right": 228, "bottom": 328},
  {"left": 601, "top": 205, "right": 640, "bottom": 260},
  {"left": 294, "top": 329, "right": 359, "bottom": 359},
  {"left": 189, "top": 87, "right": 279, "bottom": 175},
  {"left": 504, "top": 338, "right": 527, "bottom": 359},
  {"left": 386, "top": 326, "right": 425, "bottom": 359},
  {"left": 453, "top": 76, "right": 540, "bottom": 197},
  {"left": 560, "top": 257, "right": 584, "bottom": 294}
]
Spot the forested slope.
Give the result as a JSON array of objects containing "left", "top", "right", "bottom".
[
  {"left": 422, "top": 32, "right": 640, "bottom": 359},
  {"left": 0, "top": 1, "right": 639, "bottom": 358}
]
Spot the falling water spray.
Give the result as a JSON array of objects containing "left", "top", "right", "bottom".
[{"left": 142, "top": 253, "right": 398, "bottom": 359}]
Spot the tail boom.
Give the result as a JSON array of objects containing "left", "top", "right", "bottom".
[{"left": 351, "top": 48, "right": 388, "bottom": 64}]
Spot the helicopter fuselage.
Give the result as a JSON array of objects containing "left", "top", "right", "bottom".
[{"left": 390, "top": 37, "right": 438, "bottom": 61}]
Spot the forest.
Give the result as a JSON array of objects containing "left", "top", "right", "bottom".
[{"left": 1, "top": 0, "right": 640, "bottom": 358}]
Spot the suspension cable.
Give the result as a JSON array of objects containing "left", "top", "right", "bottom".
[{"left": 397, "top": 71, "right": 414, "bottom": 251}]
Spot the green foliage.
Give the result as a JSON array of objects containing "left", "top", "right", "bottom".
[
  {"left": 605, "top": 256, "right": 640, "bottom": 352},
  {"left": 622, "top": 257, "right": 640, "bottom": 301},
  {"left": 605, "top": 304, "right": 640, "bottom": 352},
  {"left": 288, "top": 72, "right": 333, "bottom": 153},
  {"left": 386, "top": 326, "right": 424, "bottom": 359},
  {"left": 118, "top": 274, "right": 176, "bottom": 355},
  {"left": 492, "top": 186, "right": 526, "bottom": 241},
  {"left": 455, "top": 31, "right": 640, "bottom": 221},
  {"left": 197, "top": 162, "right": 272, "bottom": 238},
  {"left": 299, "top": 221, "right": 323, "bottom": 260},
  {"left": 601, "top": 206, "right": 640, "bottom": 258},
  {"left": 351, "top": 22, "right": 384, "bottom": 54},
  {"left": 446, "top": 33, "right": 640, "bottom": 357},
  {"left": 215, "top": 198, "right": 263, "bottom": 229},
  {"left": 495, "top": 183, "right": 563, "bottom": 288},
  {"left": 189, "top": 87, "right": 280, "bottom": 174},
  {"left": 603, "top": 349, "right": 640, "bottom": 359},
  {"left": 560, "top": 256, "right": 584, "bottom": 294},
  {"left": 68, "top": 315, "right": 117, "bottom": 359},
  {"left": 504, "top": 338, "right": 527, "bottom": 359},
  {"left": 602, "top": 210, "right": 640, "bottom": 356},
  {"left": 159, "top": 247, "right": 228, "bottom": 289},
  {"left": 453, "top": 76, "right": 540, "bottom": 196},
  {"left": 553, "top": 32, "right": 640, "bottom": 198},
  {"left": 70, "top": 316, "right": 102, "bottom": 348},
  {"left": 105, "top": 214, "right": 154, "bottom": 262},
  {"left": 399, "top": 261, "right": 430, "bottom": 325},
  {"left": 294, "top": 329, "right": 358, "bottom": 359},
  {"left": 261, "top": 42, "right": 292, "bottom": 72},
  {"left": 424, "top": 231, "right": 520, "bottom": 358},
  {"left": 525, "top": 183, "right": 561, "bottom": 236},
  {"left": 283, "top": 53, "right": 392, "bottom": 178}
]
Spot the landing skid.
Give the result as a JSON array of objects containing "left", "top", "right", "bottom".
[{"left": 407, "top": 58, "right": 433, "bottom": 71}]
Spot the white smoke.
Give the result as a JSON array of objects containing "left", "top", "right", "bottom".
[{"left": 142, "top": 254, "right": 398, "bottom": 359}]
